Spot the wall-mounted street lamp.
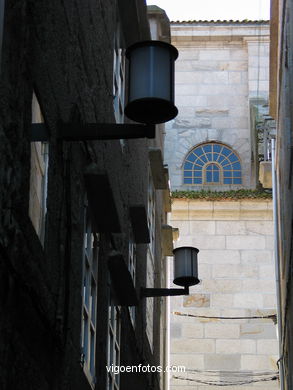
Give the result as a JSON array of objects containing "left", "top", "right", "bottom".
[
  {"left": 124, "top": 40, "right": 178, "bottom": 124},
  {"left": 31, "top": 40, "right": 179, "bottom": 142},
  {"left": 108, "top": 247, "right": 200, "bottom": 306},
  {"left": 141, "top": 246, "right": 200, "bottom": 298}
]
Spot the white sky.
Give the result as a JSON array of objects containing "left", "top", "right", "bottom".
[{"left": 146, "top": 0, "right": 270, "bottom": 21}]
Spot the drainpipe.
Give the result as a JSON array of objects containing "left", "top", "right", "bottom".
[{"left": 271, "top": 135, "right": 284, "bottom": 390}]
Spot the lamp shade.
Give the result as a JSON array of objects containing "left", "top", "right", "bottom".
[
  {"left": 124, "top": 40, "right": 178, "bottom": 124},
  {"left": 173, "top": 247, "right": 200, "bottom": 287}
]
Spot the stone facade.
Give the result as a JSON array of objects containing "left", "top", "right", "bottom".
[
  {"left": 0, "top": 3, "right": 170, "bottom": 390},
  {"left": 169, "top": 199, "right": 278, "bottom": 390},
  {"left": 269, "top": 0, "right": 293, "bottom": 389},
  {"left": 165, "top": 20, "right": 279, "bottom": 390},
  {"left": 165, "top": 21, "right": 270, "bottom": 191}
]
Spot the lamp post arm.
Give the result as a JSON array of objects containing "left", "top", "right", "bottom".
[{"left": 140, "top": 286, "right": 189, "bottom": 298}]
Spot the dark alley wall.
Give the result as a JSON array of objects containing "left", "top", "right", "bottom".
[{"left": 0, "top": 1, "right": 167, "bottom": 389}]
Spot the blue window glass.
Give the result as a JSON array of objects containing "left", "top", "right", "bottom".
[
  {"left": 183, "top": 143, "right": 241, "bottom": 185},
  {"left": 206, "top": 163, "right": 220, "bottom": 183},
  {"left": 206, "top": 152, "right": 212, "bottom": 161},
  {"left": 184, "top": 171, "right": 192, "bottom": 178},
  {"left": 223, "top": 164, "right": 233, "bottom": 170},
  {"left": 229, "top": 154, "right": 238, "bottom": 163},
  {"left": 213, "top": 153, "right": 220, "bottom": 161},
  {"left": 224, "top": 178, "right": 232, "bottom": 184},
  {"left": 186, "top": 154, "right": 197, "bottom": 162},
  {"left": 194, "top": 159, "right": 205, "bottom": 166},
  {"left": 217, "top": 155, "right": 226, "bottom": 163},
  {"left": 213, "top": 144, "right": 222, "bottom": 153},
  {"left": 232, "top": 162, "right": 241, "bottom": 170},
  {"left": 194, "top": 148, "right": 203, "bottom": 157},
  {"left": 203, "top": 144, "right": 212, "bottom": 153},
  {"left": 184, "top": 162, "right": 193, "bottom": 170},
  {"left": 222, "top": 147, "right": 231, "bottom": 157},
  {"left": 214, "top": 170, "right": 220, "bottom": 182},
  {"left": 184, "top": 178, "right": 193, "bottom": 184},
  {"left": 206, "top": 171, "right": 212, "bottom": 182}
]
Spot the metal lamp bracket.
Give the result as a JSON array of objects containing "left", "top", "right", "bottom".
[
  {"left": 140, "top": 286, "right": 190, "bottom": 298},
  {"left": 30, "top": 122, "right": 155, "bottom": 142}
]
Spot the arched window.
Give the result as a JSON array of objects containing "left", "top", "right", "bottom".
[
  {"left": 183, "top": 143, "right": 242, "bottom": 185},
  {"left": 205, "top": 163, "right": 220, "bottom": 184}
]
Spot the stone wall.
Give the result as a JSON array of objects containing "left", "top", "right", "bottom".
[
  {"left": 165, "top": 19, "right": 278, "bottom": 390},
  {"left": 165, "top": 22, "right": 270, "bottom": 191},
  {"left": 0, "top": 2, "right": 167, "bottom": 390},
  {"left": 269, "top": 0, "right": 293, "bottom": 388},
  {"left": 169, "top": 199, "right": 279, "bottom": 390}
]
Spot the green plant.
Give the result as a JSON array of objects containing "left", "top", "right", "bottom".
[{"left": 171, "top": 189, "right": 272, "bottom": 201}]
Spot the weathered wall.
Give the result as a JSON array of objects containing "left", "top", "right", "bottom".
[
  {"left": 0, "top": 1, "right": 167, "bottom": 390},
  {"left": 164, "top": 18, "right": 278, "bottom": 390},
  {"left": 169, "top": 199, "right": 279, "bottom": 390},
  {"left": 164, "top": 22, "right": 270, "bottom": 191},
  {"left": 270, "top": 0, "right": 293, "bottom": 388}
]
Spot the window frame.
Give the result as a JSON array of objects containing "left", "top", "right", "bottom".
[
  {"left": 113, "top": 21, "right": 125, "bottom": 125},
  {"left": 81, "top": 207, "right": 99, "bottom": 387},
  {"left": 183, "top": 142, "right": 242, "bottom": 186},
  {"left": 128, "top": 236, "right": 137, "bottom": 326},
  {"left": 203, "top": 162, "right": 222, "bottom": 184},
  {"left": 29, "top": 92, "right": 49, "bottom": 245},
  {"left": 107, "top": 296, "right": 121, "bottom": 390},
  {"left": 147, "top": 170, "right": 156, "bottom": 258},
  {"left": 146, "top": 167, "right": 156, "bottom": 351}
]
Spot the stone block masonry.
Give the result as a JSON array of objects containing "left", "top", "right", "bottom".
[
  {"left": 169, "top": 198, "right": 278, "bottom": 390},
  {"left": 166, "top": 22, "right": 270, "bottom": 192},
  {"left": 167, "top": 20, "right": 276, "bottom": 390}
]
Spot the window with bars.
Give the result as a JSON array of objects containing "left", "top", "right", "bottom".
[
  {"left": 183, "top": 142, "right": 242, "bottom": 185},
  {"left": 107, "top": 297, "right": 121, "bottom": 390},
  {"left": 81, "top": 208, "right": 99, "bottom": 386}
]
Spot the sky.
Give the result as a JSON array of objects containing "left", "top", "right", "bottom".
[{"left": 146, "top": 0, "right": 270, "bottom": 21}]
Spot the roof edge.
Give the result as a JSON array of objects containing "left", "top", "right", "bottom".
[{"left": 171, "top": 19, "right": 270, "bottom": 24}]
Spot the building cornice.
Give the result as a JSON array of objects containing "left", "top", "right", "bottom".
[
  {"left": 171, "top": 20, "right": 269, "bottom": 25},
  {"left": 171, "top": 22, "right": 270, "bottom": 43},
  {"left": 171, "top": 198, "right": 273, "bottom": 221}
]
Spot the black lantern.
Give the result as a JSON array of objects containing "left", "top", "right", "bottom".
[
  {"left": 141, "top": 246, "right": 200, "bottom": 298},
  {"left": 173, "top": 246, "right": 200, "bottom": 287},
  {"left": 30, "top": 41, "right": 178, "bottom": 143},
  {"left": 124, "top": 40, "right": 178, "bottom": 124}
]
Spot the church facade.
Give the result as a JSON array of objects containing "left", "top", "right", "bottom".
[{"left": 165, "top": 20, "right": 279, "bottom": 390}]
